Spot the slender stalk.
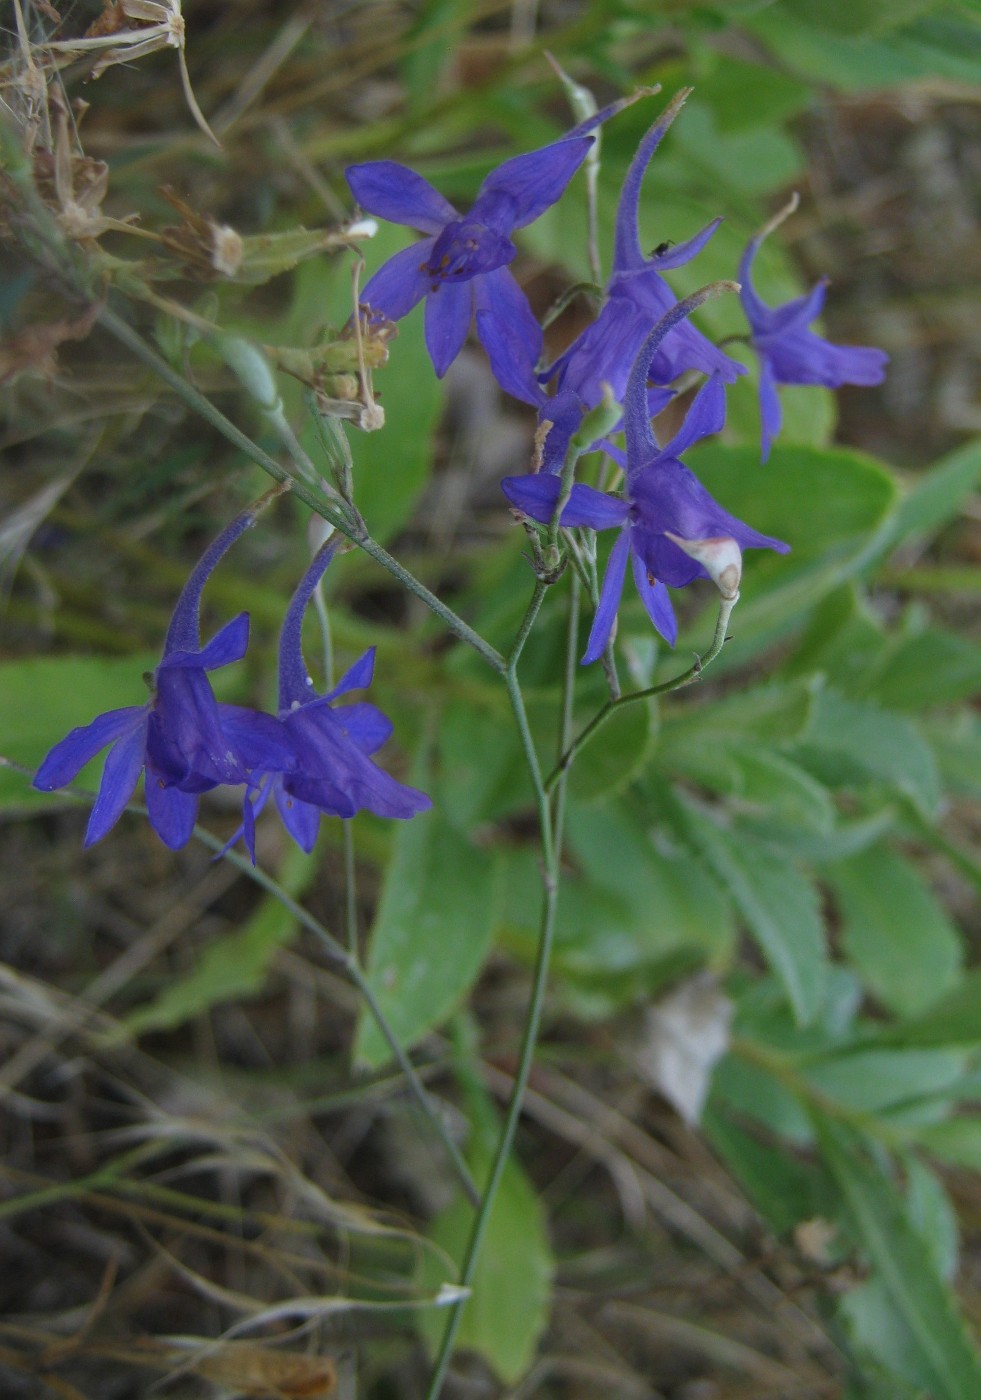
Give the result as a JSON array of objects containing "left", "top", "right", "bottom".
[
  {"left": 191, "top": 824, "right": 481, "bottom": 1207},
  {"left": 545, "top": 591, "right": 738, "bottom": 792},
  {"left": 425, "top": 592, "right": 571, "bottom": 1397},
  {"left": 96, "top": 306, "right": 505, "bottom": 674}
]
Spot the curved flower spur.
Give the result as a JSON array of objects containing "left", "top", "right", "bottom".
[
  {"left": 226, "top": 540, "right": 431, "bottom": 858},
  {"left": 33, "top": 500, "right": 292, "bottom": 849},
  {"left": 503, "top": 289, "right": 789, "bottom": 662}
]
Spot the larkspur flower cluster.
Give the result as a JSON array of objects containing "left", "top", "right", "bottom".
[
  {"left": 33, "top": 511, "right": 429, "bottom": 855},
  {"left": 36, "top": 84, "right": 888, "bottom": 855},
  {"left": 349, "top": 87, "right": 887, "bottom": 653}
]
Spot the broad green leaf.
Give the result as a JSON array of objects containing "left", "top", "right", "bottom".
[
  {"left": 917, "top": 1118, "right": 981, "bottom": 1172},
  {"left": 791, "top": 687, "right": 940, "bottom": 819},
  {"left": 898, "top": 970, "right": 981, "bottom": 1048},
  {"left": 921, "top": 711, "right": 981, "bottom": 799},
  {"left": 746, "top": 8, "right": 981, "bottom": 89},
  {"left": 905, "top": 1156, "right": 959, "bottom": 1281},
  {"left": 676, "top": 797, "right": 827, "bottom": 1025},
  {"left": 417, "top": 1147, "right": 553, "bottom": 1383},
  {"left": 861, "top": 627, "right": 981, "bottom": 712},
  {"left": 665, "top": 739, "right": 836, "bottom": 833},
  {"left": 689, "top": 444, "right": 898, "bottom": 557},
  {"left": 814, "top": 1114, "right": 981, "bottom": 1400},
  {"left": 436, "top": 698, "right": 526, "bottom": 830},
  {"left": 355, "top": 810, "right": 500, "bottom": 1068},
  {"left": 887, "top": 438, "right": 981, "bottom": 547},
  {"left": 0, "top": 652, "right": 157, "bottom": 810},
  {"left": 703, "top": 1108, "right": 825, "bottom": 1234},
  {"left": 120, "top": 842, "right": 320, "bottom": 1038},
  {"left": 829, "top": 845, "right": 962, "bottom": 1016},
  {"left": 661, "top": 678, "right": 819, "bottom": 750},
  {"left": 693, "top": 56, "right": 812, "bottom": 131},
  {"left": 670, "top": 101, "right": 805, "bottom": 196},
  {"left": 804, "top": 1047, "right": 965, "bottom": 1122},
  {"left": 781, "top": 584, "right": 888, "bottom": 688},
  {"left": 568, "top": 697, "right": 654, "bottom": 802}
]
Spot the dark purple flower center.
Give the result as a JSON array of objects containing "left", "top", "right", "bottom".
[{"left": 425, "top": 218, "right": 516, "bottom": 285}]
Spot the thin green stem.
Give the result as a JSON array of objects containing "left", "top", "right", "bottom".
[
  {"left": 425, "top": 590, "right": 569, "bottom": 1397},
  {"left": 545, "top": 590, "right": 738, "bottom": 793},
  {"left": 508, "top": 579, "right": 548, "bottom": 670},
  {"left": 96, "top": 306, "right": 505, "bottom": 674},
  {"left": 189, "top": 824, "right": 481, "bottom": 1207}
]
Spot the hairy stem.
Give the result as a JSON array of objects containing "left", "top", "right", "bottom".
[
  {"left": 545, "top": 590, "right": 738, "bottom": 792},
  {"left": 97, "top": 306, "right": 505, "bottom": 673}
]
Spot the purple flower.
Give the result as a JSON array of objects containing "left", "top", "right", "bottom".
[
  {"left": 237, "top": 542, "right": 431, "bottom": 854},
  {"left": 346, "top": 99, "right": 630, "bottom": 384},
  {"left": 503, "top": 303, "right": 788, "bottom": 662},
  {"left": 33, "top": 510, "right": 291, "bottom": 850},
  {"left": 541, "top": 89, "right": 745, "bottom": 409},
  {"left": 739, "top": 201, "right": 889, "bottom": 461}
]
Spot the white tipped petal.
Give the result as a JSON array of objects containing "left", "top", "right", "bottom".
[{"left": 664, "top": 533, "right": 742, "bottom": 599}]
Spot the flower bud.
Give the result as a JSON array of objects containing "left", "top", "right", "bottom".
[{"left": 665, "top": 533, "right": 742, "bottom": 599}]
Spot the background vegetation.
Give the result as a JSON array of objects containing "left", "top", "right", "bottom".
[{"left": 1, "top": 0, "right": 980, "bottom": 1396}]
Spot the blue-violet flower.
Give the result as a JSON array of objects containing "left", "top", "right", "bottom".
[
  {"left": 346, "top": 99, "right": 630, "bottom": 385},
  {"left": 541, "top": 89, "right": 745, "bottom": 409},
  {"left": 235, "top": 541, "right": 431, "bottom": 854},
  {"left": 739, "top": 195, "right": 889, "bottom": 461},
  {"left": 503, "top": 298, "right": 789, "bottom": 662},
  {"left": 33, "top": 508, "right": 292, "bottom": 849}
]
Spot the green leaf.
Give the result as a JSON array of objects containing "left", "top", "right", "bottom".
[
  {"left": 921, "top": 711, "right": 981, "bottom": 799},
  {"left": 791, "top": 687, "right": 941, "bottom": 819},
  {"left": 815, "top": 1114, "right": 981, "bottom": 1400},
  {"left": 568, "top": 697, "right": 654, "bottom": 802},
  {"left": 354, "top": 810, "right": 500, "bottom": 1068},
  {"left": 704, "top": 1108, "right": 825, "bottom": 1234},
  {"left": 666, "top": 738, "right": 836, "bottom": 833},
  {"left": 693, "top": 56, "right": 812, "bottom": 131},
  {"left": 861, "top": 626, "right": 981, "bottom": 712},
  {"left": 417, "top": 1147, "right": 553, "bottom": 1383},
  {"left": 0, "top": 652, "right": 157, "bottom": 810},
  {"left": 120, "top": 842, "right": 320, "bottom": 1038},
  {"left": 661, "top": 678, "right": 819, "bottom": 749},
  {"left": 829, "top": 845, "right": 962, "bottom": 1016},
  {"left": 675, "top": 797, "right": 827, "bottom": 1025},
  {"left": 887, "top": 438, "right": 981, "bottom": 547},
  {"left": 897, "top": 970, "right": 981, "bottom": 1047}
]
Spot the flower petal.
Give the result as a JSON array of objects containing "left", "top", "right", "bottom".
[
  {"left": 757, "top": 355, "right": 782, "bottom": 464},
  {"left": 474, "top": 137, "right": 592, "bottom": 232},
  {"left": 83, "top": 722, "right": 147, "bottom": 846},
  {"left": 345, "top": 161, "right": 458, "bottom": 233},
  {"left": 656, "top": 374, "right": 727, "bottom": 467},
  {"left": 335, "top": 702, "right": 393, "bottom": 756},
  {"left": 218, "top": 704, "right": 296, "bottom": 772},
  {"left": 473, "top": 268, "right": 544, "bottom": 406},
  {"left": 147, "top": 668, "right": 244, "bottom": 790},
  {"left": 582, "top": 529, "right": 631, "bottom": 664},
  {"left": 322, "top": 648, "right": 376, "bottom": 704},
  {"left": 274, "top": 781, "right": 322, "bottom": 853},
  {"left": 34, "top": 706, "right": 146, "bottom": 791},
  {"left": 644, "top": 218, "right": 722, "bottom": 270},
  {"left": 360, "top": 239, "right": 435, "bottom": 321},
  {"left": 144, "top": 770, "right": 199, "bottom": 850},
  {"left": 501, "top": 474, "right": 629, "bottom": 530},
  {"left": 165, "top": 612, "right": 250, "bottom": 671},
  {"left": 630, "top": 546, "right": 678, "bottom": 646},
  {"left": 424, "top": 279, "right": 473, "bottom": 377}
]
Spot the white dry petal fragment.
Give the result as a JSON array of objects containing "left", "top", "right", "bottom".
[
  {"left": 40, "top": 1, "right": 219, "bottom": 146},
  {"left": 635, "top": 972, "right": 733, "bottom": 1126},
  {"left": 664, "top": 531, "right": 743, "bottom": 600}
]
